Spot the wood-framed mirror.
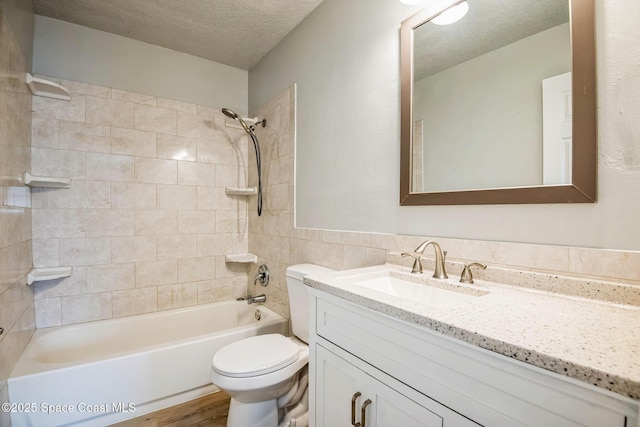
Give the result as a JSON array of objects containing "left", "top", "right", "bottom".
[{"left": 400, "top": 0, "right": 596, "bottom": 205}]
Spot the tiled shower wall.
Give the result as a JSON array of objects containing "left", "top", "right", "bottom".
[
  {"left": 30, "top": 79, "right": 253, "bottom": 327},
  {"left": 0, "top": 6, "right": 35, "bottom": 425}
]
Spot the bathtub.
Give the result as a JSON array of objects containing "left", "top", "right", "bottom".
[{"left": 8, "top": 300, "right": 287, "bottom": 427}]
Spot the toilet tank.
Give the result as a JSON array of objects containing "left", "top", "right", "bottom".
[{"left": 286, "top": 264, "right": 335, "bottom": 343}]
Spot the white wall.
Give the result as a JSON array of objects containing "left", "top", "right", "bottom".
[
  {"left": 250, "top": 0, "right": 411, "bottom": 233},
  {"left": 33, "top": 16, "right": 248, "bottom": 113},
  {"left": 249, "top": 0, "right": 640, "bottom": 251},
  {"left": 414, "top": 23, "right": 570, "bottom": 191}
]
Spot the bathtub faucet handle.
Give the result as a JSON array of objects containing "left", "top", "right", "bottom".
[{"left": 255, "top": 264, "right": 269, "bottom": 287}]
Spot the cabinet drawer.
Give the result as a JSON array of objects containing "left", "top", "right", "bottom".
[{"left": 315, "top": 295, "right": 634, "bottom": 427}]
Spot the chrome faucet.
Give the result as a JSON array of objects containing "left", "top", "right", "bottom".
[
  {"left": 244, "top": 265, "right": 270, "bottom": 304},
  {"left": 246, "top": 294, "right": 266, "bottom": 304},
  {"left": 402, "top": 240, "right": 448, "bottom": 279}
]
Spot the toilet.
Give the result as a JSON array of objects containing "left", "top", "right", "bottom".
[{"left": 211, "top": 264, "right": 334, "bottom": 427}]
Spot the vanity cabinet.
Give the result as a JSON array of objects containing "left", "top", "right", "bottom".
[
  {"left": 316, "top": 343, "right": 478, "bottom": 426},
  {"left": 308, "top": 290, "right": 638, "bottom": 427}
]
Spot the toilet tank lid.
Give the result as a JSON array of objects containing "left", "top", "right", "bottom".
[{"left": 286, "top": 264, "right": 335, "bottom": 280}]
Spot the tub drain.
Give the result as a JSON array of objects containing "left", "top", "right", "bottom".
[{"left": 255, "top": 309, "right": 262, "bottom": 321}]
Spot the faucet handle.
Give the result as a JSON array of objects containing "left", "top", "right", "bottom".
[
  {"left": 254, "top": 264, "right": 270, "bottom": 287},
  {"left": 401, "top": 252, "right": 423, "bottom": 274},
  {"left": 459, "top": 262, "right": 487, "bottom": 284}
]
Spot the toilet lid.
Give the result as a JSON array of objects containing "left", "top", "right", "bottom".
[{"left": 212, "top": 334, "right": 301, "bottom": 378}]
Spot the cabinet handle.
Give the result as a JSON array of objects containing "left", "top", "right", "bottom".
[
  {"left": 361, "top": 399, "right": 372, "bottom": 427},
  {"left": 351, "top": 392, "right": 361, "bottom": 426}
]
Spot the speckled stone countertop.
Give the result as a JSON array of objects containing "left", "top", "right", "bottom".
[{"left": 303, "top": 264, "right": 640, "bottom": 400}]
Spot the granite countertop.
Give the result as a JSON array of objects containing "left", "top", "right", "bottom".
[{"left": 303, "top": 264, "right": 640, "bottom": 400}]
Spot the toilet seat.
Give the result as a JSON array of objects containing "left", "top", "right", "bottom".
[{"left": 213, "top": 334, "right": 301, "bottom": 378}]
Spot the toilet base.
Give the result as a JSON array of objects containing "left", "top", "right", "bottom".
[{"left": 227, "top": 397, "right": 278, "bottom": 427}]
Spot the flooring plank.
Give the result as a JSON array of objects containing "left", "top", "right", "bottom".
[{"left": 108, "top": 391, "right": 230, "bottom": 427}]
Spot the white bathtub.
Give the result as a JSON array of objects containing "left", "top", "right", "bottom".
[{"left": 8, "top": 300, "right": 287, "bottom": 427}]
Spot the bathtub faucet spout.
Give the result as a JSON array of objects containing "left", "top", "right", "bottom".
[{"left": 246, "top": 294, "right": 266, "bottom": 304}]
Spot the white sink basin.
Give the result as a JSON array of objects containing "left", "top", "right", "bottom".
[{"left": 352, "top": 274, "right": 483, "bottom": 308}]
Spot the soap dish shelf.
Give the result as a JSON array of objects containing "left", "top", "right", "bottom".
[
  {"left": 26, "top": 73, "right": 71, "bottom": 101},
  {"left": 27, "top": 267, "right": 73, "bottom": 285},
  {"left": 225, "top": 253, "right": 258, "bottom": 264},
  {"left": 23, "top": 173, "right": 71, "bottom": 188},
  {"left": 225, "top": 187, "right": 257, "bottom": 196}
]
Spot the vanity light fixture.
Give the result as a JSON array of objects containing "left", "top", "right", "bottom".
[{"left": 431, "top": 1, "right": 469, "bottom": 25}]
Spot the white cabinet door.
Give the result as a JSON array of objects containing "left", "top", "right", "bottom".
[{"left": 315, "top": 344, "right": 478, "bottom": 427}]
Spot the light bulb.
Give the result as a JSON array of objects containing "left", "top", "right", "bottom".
[
  {"left": 431, "top": 1, "right": 469, "bottom": 25},
  {"left": 398, "top": 0, "right": 427, "bottom": 5}
]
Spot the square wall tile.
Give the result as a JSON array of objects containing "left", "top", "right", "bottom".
[
  {"left": 87, "top": 263, "right": 135, "bottom": 292},
  {"left": 157, "top": 185, "right": 197, "bottom": 210},
  {"left": 134, "top": 104, "right": 176, "bottom": 134},
  {"left": 177, "top": 111, "right": 215, "bottom": 140},
  {"left": 86, "top": 96, "right": 134, "bottom": 128},
  {"left": 32, "top": 148, "right": 86, "bottom": 180},
  {"left": 32, "top": 95, "right": 85, "bottom": 122},
  {"left": 58, "top": 180, "right": 110, "bottom": 209},
  {"left": 112, "top": 288, "right": 157, "bottom": 317},
  {"left": 135, "top": 210, "right": 177, "bottom": 235},
  {"left": 110, "top": 182, "right": 156, "bottom": 210},
  {"left": 135, "top": 157, "right": 177, "bottom": 184},
  {"left": 157, "top": 234, "right": 197, "bottom": 260},
  {"left": 86, "top": 152, "right": 134, "bottom": 182},
  {"left": 85, "top": 209, "right": 134, "bottom": 237},
  {"left": 58, "top": 121, "right": 110, "bottom": 153},
  {"left": 178, "top": 256, "right": 216, "bottom": 283},
  {"left": 61, "top": 293, "right": 112, "bottom": 325},
  {"left": 157, "top": 133, "right": 197, "bottom": 162},
  {"left": 62, "top": 80, "right": 111, "bottom": 98},
  {"left": 32, "top": 117, "right": 59, "bottom": 148},
  {"left": 34, "top": 297, "right": 61, "bottom": 328},
  {"left": 178, "top": 210, "right": 216, "bottom": 234},
  {"left": 135, "top": 259, "right": 177, "bottom": 287},
  {"left": 59, "top": 237, "right": 111, "bottom": 266},
  {"left": 111, "top": 236, "right": 157, "bottom": 263},
  {"left": 32, "top": 208, "right": 85, "bottom": 239},
  {"left": 111, "top": 127, "right": 156, "bottom": 157},
  {"left": 158, "top": 282, "right": 198, "bottom": 310}
]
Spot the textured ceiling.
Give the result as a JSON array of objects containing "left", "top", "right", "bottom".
[
  {"left": 414, "top": 0, "right": 570, "bottom": 80},
  {"left": 31, "top": 0, "right": 324, "bottom": 70}
]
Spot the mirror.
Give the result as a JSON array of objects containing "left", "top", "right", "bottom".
[{"left": 400, "top": 0, "right": 596, "bottom": 205}]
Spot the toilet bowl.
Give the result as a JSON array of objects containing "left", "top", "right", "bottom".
[{"left": 211, "top": 264, "right": 335, "bottom": 427}]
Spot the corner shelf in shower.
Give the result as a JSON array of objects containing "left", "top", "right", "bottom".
[
  {"left": 26, "top": 73, "right": 71, "bottom": 101},
  {"left": 23, "top": 173, "right": 71, "bottom": 188},
  {"left": 225, "top": 253, "right": 258, "bottom": 264},
  {"left": 27, "top": 267, "right": 73, "bottom": 285},
  {"left": 225, "top": 187, "right": 257, "bottom": 196}
]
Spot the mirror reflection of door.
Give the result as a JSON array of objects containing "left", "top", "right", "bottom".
[
  {"left": 412, "top": 120, "right": 424, "bottom": 192},
  {"left": 542, "top": 72, "right": 572, "bottom": 185}
]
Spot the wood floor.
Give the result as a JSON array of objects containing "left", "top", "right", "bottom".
[{"left": 108, "top": 391, "right": 230, "bottom": 427}]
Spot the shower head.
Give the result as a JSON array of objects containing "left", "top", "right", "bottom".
[
  {"left": 221, "top": 108, "right": 252, "bottom": 134},
  {"left": 221, "top": 108, "right": 238, "bottom": 120}
]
